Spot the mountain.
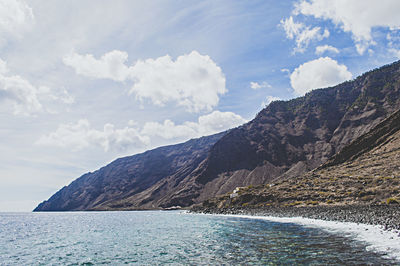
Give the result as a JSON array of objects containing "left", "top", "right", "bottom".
[
  {"left": 162, "top": 60, "right": 400, "bottom": 206},
  {"left": 199, "top": 106, "right": 400, "bottom": 209},
  {"left": 34, "top": 60, "right": 400, "bottom": 211},
  {"left": 34, "top": 132, "right": 225, "bottom": 211}
]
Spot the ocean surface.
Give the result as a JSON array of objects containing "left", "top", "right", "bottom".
[{"left": 0, "top": 211, "right": 399, "bottom": 265}]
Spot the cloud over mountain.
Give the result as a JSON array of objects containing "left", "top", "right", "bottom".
[
  {"left": 142, "top": 111, "right": 247, "bottom": 140},
  {"left": 37, "top": 111, "right": 246, "bottom": 152},
  {"left": 36, "top": 119, "right": 150, "bottom": 152},
  {"left": 290, "top": 57, "right": 352, "bottom": 95}
]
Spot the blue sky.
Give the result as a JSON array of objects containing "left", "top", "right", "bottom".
[{"left": 1, "top": 0, "right": 400, "bottom": 211}]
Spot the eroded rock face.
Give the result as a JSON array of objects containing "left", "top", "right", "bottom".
[
  {"left": 168, "top": 60, "right": 400, "bottom": 206},
  {"left": 200, "top": 108, "right": 400, "bottom": 209},
  {"left": 35, "top": 60, "right": 400, "bottom": 211}
]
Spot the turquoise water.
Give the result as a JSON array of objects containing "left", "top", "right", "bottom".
[{"left": 0, "top": 211, "right": 397, "bottom": 265}]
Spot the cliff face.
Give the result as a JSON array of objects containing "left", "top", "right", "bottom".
[
  {"left": 35, "top": 60, "right": 400, "bottom": 211},
  {"left": 200, "top": 108, "right": 400, "bottom": 209},
  {"left": 166, "top": 60, "right": 400, "bottom": 206}
]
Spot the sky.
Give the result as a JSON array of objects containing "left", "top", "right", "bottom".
[{"left": 1, "top": 0, "right": 400, "bottom": 211}]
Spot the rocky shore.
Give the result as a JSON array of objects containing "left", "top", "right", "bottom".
[{"left": 191, "top": 205, "right": 400, "bottom": 232}]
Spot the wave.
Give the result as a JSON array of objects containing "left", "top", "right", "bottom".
[{"left": 191, "top": 212, "right": 400, "bottom": 261}]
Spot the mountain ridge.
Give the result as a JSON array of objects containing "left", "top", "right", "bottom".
[
  {"left": 198, "top": 107, "right": 400, "bottom": 210},
  {"left": 34, "top": 60, "right": 400, "bottom": 211},
  {"left": 164, "top": 60, "right": 400, "bottom": 207},
  {"left": 34, "top": 132, "right": 226, "bottom": 211}
]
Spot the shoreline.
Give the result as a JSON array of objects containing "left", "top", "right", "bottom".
[
  {"left": 190, "top": 205, "right": 400, "bottom": 231},
  {"left": 189, "top": 205, "right": 400, "bottom": 261}
]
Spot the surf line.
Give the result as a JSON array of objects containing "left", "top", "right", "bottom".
[{"left": 190, "top": 212, "right": 400, "bottom": 261}]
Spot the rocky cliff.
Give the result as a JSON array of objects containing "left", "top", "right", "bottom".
[
  {"left": 165, "top": 60, "right": 400, "bottom": 207},
  {"left": 35, "top": 60, "right": 400, "bottom": 211},
  {"left": 199, "top": 107, "right": 400, "bottom": 209}
]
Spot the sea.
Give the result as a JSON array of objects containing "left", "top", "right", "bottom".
[{"left": 1, "top": 211, "right": 399, "bottom": 265}]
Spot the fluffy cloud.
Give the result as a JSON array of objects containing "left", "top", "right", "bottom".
[
  {"left": 63, "top": 50, "right": 130, "bottom": 82},
  {"left": 36, "top": 119, "right": 150, "bottom": 152},
  {"left": 63, "top": 50, "right": 226, "bottom": 113},
  {"left": 141, "top": 120, "right": 197, "bottom": 140},
  {"left": 37, "top": 111, "right": 246, "bottom": 151},
  {"left": 142, "top": 111, "right": 247, "bottom": 140},
  {"left": 295, "top": 0, "right": 400, "bottom": 54},
  {"left": 0, "top": 58, "right": 42, "bottom": 115},
  {"left": 261, "top": 96, "right": 281, "bottom": 107},
  {"left": 0, "top": 58, "right": 73, "bottom": 115},
  {"left": 0, "top": 0, "right": 33, "bottom": 45},
  {"left": 250, "top": 81, "right": 271, "bottom": 90},
  {"left": 280, "top": 16, "right": 329, "bottom": 53},
  {"left": 315, "top": 45, "right": 339, "bottom": 55},
  {"left": 290, "top": 57, "right": 352, "bottom": 95},
  {"left": 129, "top": 51, "right": 226, "bottom": 112}
]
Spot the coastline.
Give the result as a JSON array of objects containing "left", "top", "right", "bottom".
[
  {"left": 191, "top": 205, "right": 400, "bottom": 231},
  {"left": 189, "top": 205, "right": 400, "bottom": 261}
]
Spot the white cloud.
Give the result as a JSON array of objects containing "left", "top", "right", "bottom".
[
  {"left": 141, "top": 120, "right": 197, "bottom": 140},
  {"left": 261, "top": 96, "right": 281, "bottom": 108},
  {"left": 129, "top": 51, "right": 226, "bottom": 113},
  {"left": 280, "top": 16, "right": 303, "bottom": 40},
  {"left": 63, "top": 50, "right": 130, "bottom": 82},
  {"left": 0, "top": 58, "right": 42, "bottom": 115},
  {"left": 0, "top": 0, "right": 34, "bottom": 45},
  {"left": 0, "top": 75, "right": 42, "bottom": 115},
  {"left": 36, "top": 119, "right": 150, "bottom": 152},
  {"left": 0, "top": 58, "right": 73, "bottom": 115},
  {"left": 315, "top": 45, "right": 339, "bottom": 55},
  {"left": 386, "top": 32, "right": 400, "bottom": 59},
  {"left": 281, "top": 68, "right": 290, "bottom": 73},
  {"left": 142, "top": 111, "right": 247, "bottom": 140},
  {"left": 250, "top": 81, "right": 271, "bottom": 90},
  {"left": 37, "top": 111, "right": 246, "bottom": 151},
  {"left": 194, "top": 111, "right": 247, "bottom": 135},
  {"left": 295, "top": 0, "right": 400, "bottom": 54},
  {"left": 280, "top": 16, "right": 329, "bottom": 53},
  {"left": 38, "top": 86, "right": 75, "bottom": 105},
  {"left": 290, "top": 57, "right": 352, "bottom": 96},
  {"left": 390, "top": 48, "right": 400, "bottom": 59},
  {"left": 63, "top": 50, "right": 227, "bottom": 113}
]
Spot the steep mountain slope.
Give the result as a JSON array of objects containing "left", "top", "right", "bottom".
[
  {"left": 35, "top": 60, "right": 400, "bottom": 211},
  {"left": 34, "top": 132, "right": 225, "bottom": 211},
  {"left": 200, "top": 107, "right": 400, "bottom": 209},
  {"left": 164, "top": 60, "right": 400, "bottom": 207}
]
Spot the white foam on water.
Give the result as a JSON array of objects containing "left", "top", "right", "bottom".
[{"left": 193, "top": 212, "right": 400, "bottom": 261}]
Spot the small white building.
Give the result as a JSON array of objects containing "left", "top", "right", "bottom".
[
  {"left": 230, "top": 193, "right": 238, "bottom": 199},
  {"left": 230, "top": 187, "right": 244, "bottom": 198}
]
